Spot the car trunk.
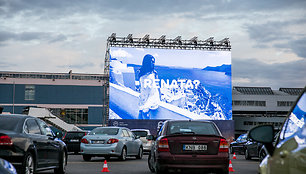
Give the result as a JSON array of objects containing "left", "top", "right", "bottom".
[
  {"left": 167, "top": 134, "right": 222, "bottom": 155},
  {"left": 85, "top": 135, "right": 114, "bottom": 144}
]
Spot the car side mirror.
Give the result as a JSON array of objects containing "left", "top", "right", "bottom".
[
  {"left": 146, "top": 135, "right": 155, "bottom": 140},
  {"left": 248, "top": 125, "right": 275, "bottom": 155},
  {"left": 47, "top": 133, "right": 55, "bottom": 140},
  {"left": 135, "top": 135, "right": 140, "bottom": 139}
]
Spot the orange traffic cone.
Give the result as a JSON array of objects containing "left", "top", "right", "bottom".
[
  {"left": 229, "top": 160, "right": 235, "bottom": 172},
  {"left": 233, "top": 152, "right": 237, "bottom": 159},
  {"left": 101, "top": 160, "right": 110, "bottom": 172}
]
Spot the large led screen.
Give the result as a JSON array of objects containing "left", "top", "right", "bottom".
[{"left": 109, "top": 47, "right": 232, "bottom": 120}]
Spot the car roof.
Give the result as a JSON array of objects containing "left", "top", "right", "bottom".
[
  {"left": 166, "top": 119, "right": 213, "bottom": 123},
  {"left": 131, "top": 129, "right": 150, "bottom": 131},
  {"left": 0, "top": 114, "right": 34, "bottom": 120}
]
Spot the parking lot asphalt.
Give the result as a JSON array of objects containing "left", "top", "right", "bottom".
[{"left": 39, "top": 153, "right": 259, "bottom": 174}]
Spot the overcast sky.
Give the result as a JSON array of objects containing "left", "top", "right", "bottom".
[{"left": 0, "top": 0, "right": 305, "bottom": 89}]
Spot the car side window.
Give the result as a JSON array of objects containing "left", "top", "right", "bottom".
[
  {"left": 36, "top": 119, "right": 53, "bottom": 136},
  {"left": 25, "top": 119, "right": 41, "bottom": 135},
  {"left": 127, "top": 130, "right": 135, "bottom": 138},
  {"left": 280, "top": 92, "right": 306, "bottom": 140},
  {"left": 122, "top": 129, "right": 129, "bottom": 137}
]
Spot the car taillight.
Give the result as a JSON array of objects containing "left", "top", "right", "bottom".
[
  {"left": 219, "top": 138, "right": 229, "bottom": 152},
  {"left": 0, "top": 135, "right": 13, "bottom": 146},
  {"left": 81, "top": 138, "right": 89, "bottom": 144},
  {"left": 107, "top": 138, "right": 119, "bottom": 144},
  {"left": 158, "top": 137, "right": 169, "bottom": 152}
]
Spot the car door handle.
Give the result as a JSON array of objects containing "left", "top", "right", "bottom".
[{"left": 280, "top": 150, "right": 289, "bottom": 158}]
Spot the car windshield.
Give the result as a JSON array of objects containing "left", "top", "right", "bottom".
[
  {"left": 89, "top": 128, "right": 119, "bottom": 135},
  {"left": 65, "top": 132, "right": 86, "bottom": 139},
  {"left": 132, "top": 131, "right": 148, "bottom": 137},
  {"left": 167, "top": 122, "right": 219, "bottom": 135},
  {"left": 237, "top": 134, "right": 247, "bottom": 142},
  {"left": 0, "top": 117, "right": 20, "bottom": 131}
]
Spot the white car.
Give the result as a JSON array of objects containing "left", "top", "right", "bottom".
[
  {"left": 131, "top": 129, "right": 153, "bottom": 152},
  {"left": 80, "top": 127, "right": 143, "bottom": 161}
]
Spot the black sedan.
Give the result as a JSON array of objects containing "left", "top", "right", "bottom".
[
  {"left": 229, "top": 133, "right": 247, "bottom": 154},
  {"left": 244, "top": 139, "right": 262, "bottom": 160},
  {"left": 0, "top": 114, "right": 68, "bottom": 174},
  {"left": 62, "top": 131, "right": 87, "bottom": 154}
]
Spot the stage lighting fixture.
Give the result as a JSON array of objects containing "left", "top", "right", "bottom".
[
  {"left": 159, "top": 35, "right": 166, "bottom": 44},
  {"left": 220, "top": 38, "right": 230, "bottom": 47},
  {"left": 142, "top": 34, "right": 150, "bottom": 44},
  {"left": 205, "top": 37, "right": 214, "bottom": 46},
  {"left": 174, "top": 36, "right": 182, "bottom": 45},
  {"left": 190, "top": 36, "right": 198, "bottom": 45},
  {"left": 110, "top": 33, "right": 116, "bottom": 42},
  {"left": 126, "top": 34, "right": 133, "bottom": 43}
]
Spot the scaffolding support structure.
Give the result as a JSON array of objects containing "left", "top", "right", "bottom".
[{"left": 103, "top": 33, "right": 231, "bottom": 124}]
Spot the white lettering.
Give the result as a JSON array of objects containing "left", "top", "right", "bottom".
[
  {"left": 144, "top": 79, "right": 152, "bottom": 88},
  {"left": 170, "top": 80, "right": 179, "bottom": 89},
  {"left": 193, "top": 80, "right": 200, "bottom": 89},
  {"left": 161, "top": 79, "right": 170, "bottom": 89},
  {"left": 185, "top": 80, "right": 194, "bottom": 89},
  {"left": 178, "top": 79, "right": 186, "bottom": 89}
]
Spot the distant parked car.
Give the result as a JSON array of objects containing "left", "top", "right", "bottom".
[
  {"left": 131, "top": 129, "right": 153, "bottom": 152},
  {"left": 148, "top": 120, "right": 229, "bottom": 174},
  {"left": 0, "top": 114, "right": 67, "bottom": 174},
  {"left": 80, "top": 127, "right": 143, "bottom": 161},
  {"left": 62, "top": 131, "right": 88, "bottom": 154},
  {"left": 248, "top": 86, "right": 306, "bottom": 174},
  {"left": 0, "top": 158, "right": 17, "bottom": 174},
  {"left": 230, "top": 133, "right": 247, "bottom": 154}
]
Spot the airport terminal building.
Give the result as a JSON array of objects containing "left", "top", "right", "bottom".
[{"left": 0, "top": 71, "right": 302, "bottom": 136}]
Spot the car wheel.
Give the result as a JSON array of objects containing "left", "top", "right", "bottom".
[
  {"left": 155, "top": 161, "right": 167, "bottom": 174},
  {"left": 119, "top": 147, "right": 127, "bottom": 161},
  {"left": 54, "top": 151, "right": 67, "bottom": 174},
  {"left": 83, "top": 155, "right": 92, "bottom": 161},
  {"left": 22, "top": 152, "right": 34, "bottom": 174},
  {"left": 136, "top": 147, "right": 143, "bottom": 159},
  {"left": 148, "top": 153, "right": 155, "bottom": 173},
  {"left": 245, "top": 149, "right": 251, "bottom": 160}
]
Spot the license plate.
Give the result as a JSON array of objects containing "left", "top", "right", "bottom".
[
  {"left": 183, "top": 144, "right": 207, "bottom": 151},
  {"left": 70, "top": 139, "right": 79, "bottom": 142},
  {"left": 91, "top": 140, "right": 104, "bottom": 144}
]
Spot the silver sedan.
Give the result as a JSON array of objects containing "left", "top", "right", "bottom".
[{"left": 80, "top": 127, "right": 143, "bottom": 161}]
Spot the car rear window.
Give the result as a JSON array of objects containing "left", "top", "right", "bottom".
[
  {"left": 132, "top": 131, "right": 148, "bottom": 137},
  {"left": 0, "top": 116, "right": 21, "bottom": 131},
  {"left": 89, "top": 128, "right": 119, "bottom": 135},
  {"left": 167, "top": 121, "right": 219, "bottom": 135},
  {"left": 65, "top": 132, "right": 86, "bottom": 139}
]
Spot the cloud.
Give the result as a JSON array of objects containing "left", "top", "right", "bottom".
[
  {"left": 110, "top": 49, "right": 132, "bottom": 58},
  {"left": 58, "top": 62, "right": 94, "bottom": 69},
  {"left": 48, "top": 34, "right": 67, "bottom": 43},
  {"left": 289, "top": 38, "right": 306, "bottom": 59},
  {"left": 1, "top": 0, "right": 306, "bottom": 20},
  {"left": 0, "top": 31, "right": 69, "bottom": 45},
  {"left": 232, "top": 58, "right": 306, "bottom": 89}
]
